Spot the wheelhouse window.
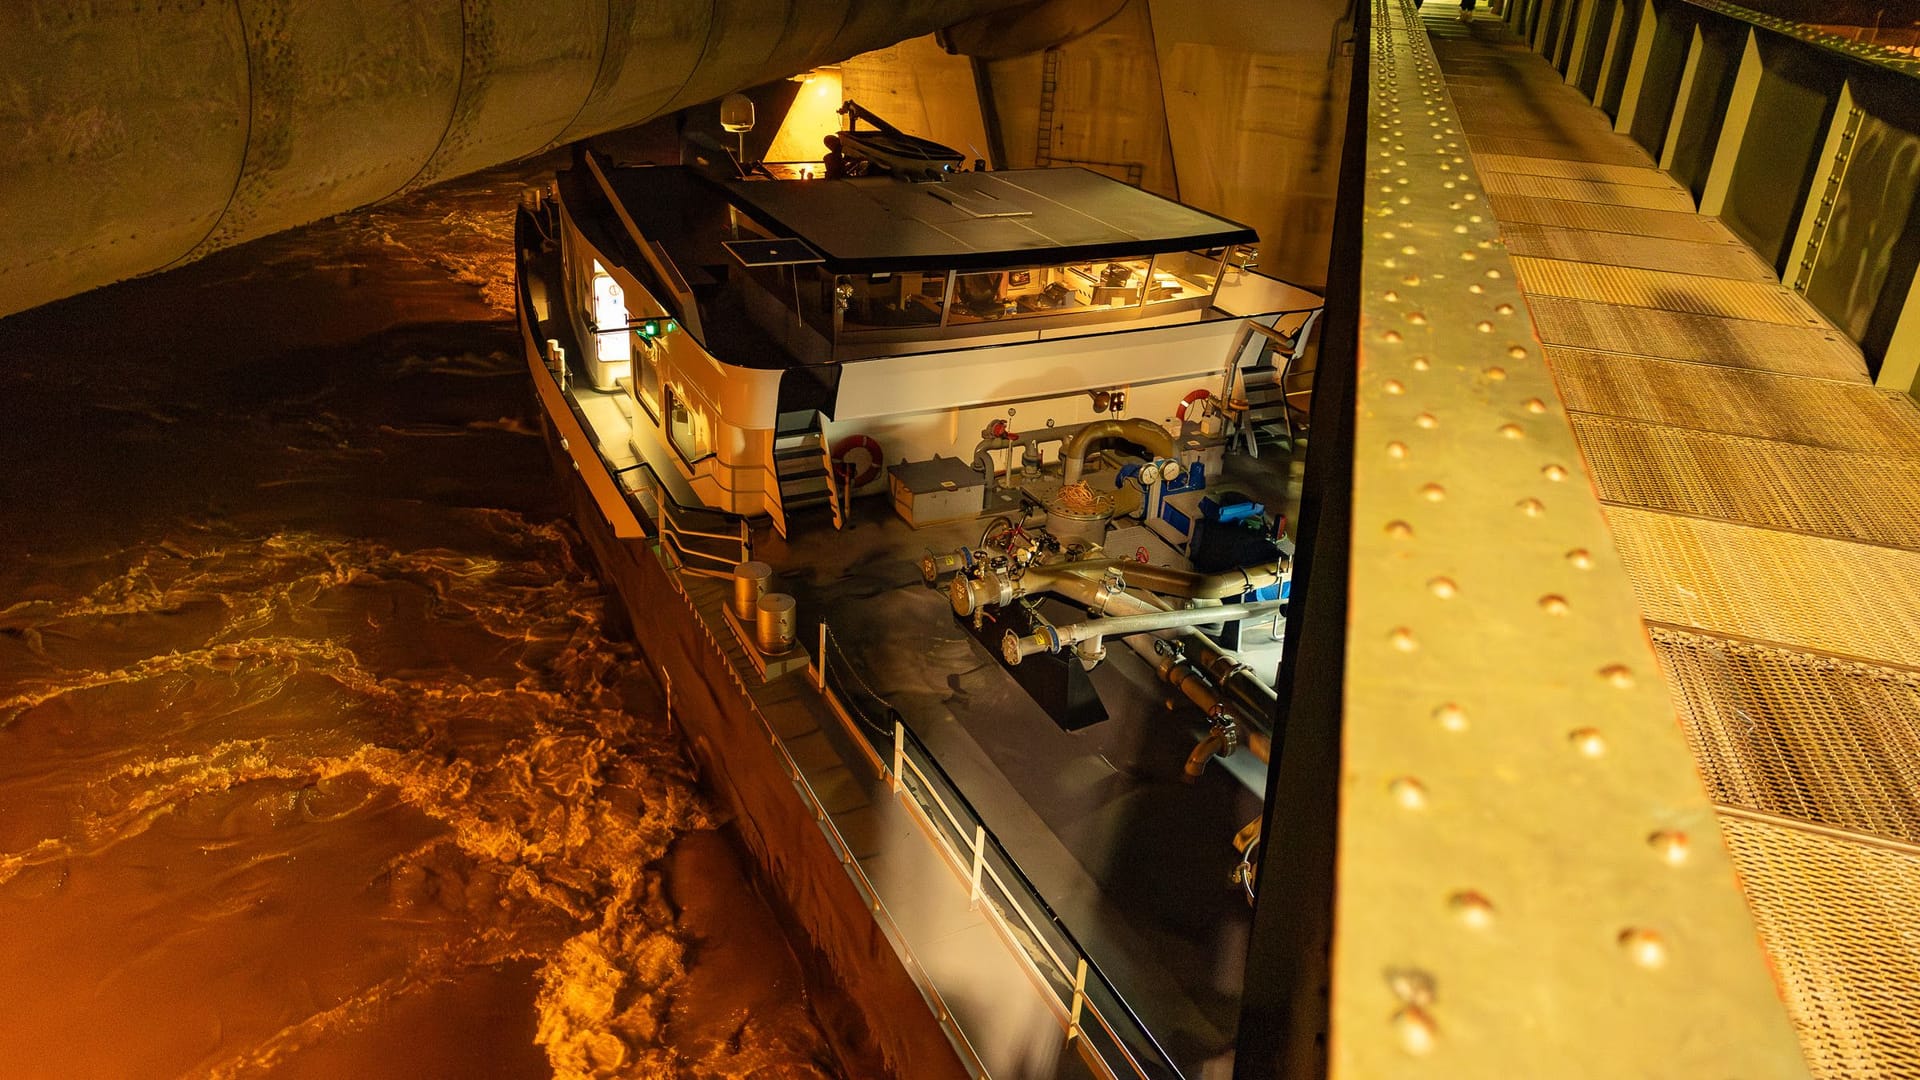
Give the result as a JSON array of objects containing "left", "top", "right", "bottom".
[
  {"left": 837, "top": 272, "right": 945, "bottom": 331},
  {"left": 945, "top": 258, "right": 1150, "bottom": 325},
  {"left": 1146, "top": 250, "right": 1228, "bottom": 304},
  {"left": 782, "top": 251, "right": 1226, "bottom": 345}
]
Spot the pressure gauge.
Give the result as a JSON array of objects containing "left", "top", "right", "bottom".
[{"left": 1159, "top": 459, "right": 1182, "bottom": 482}]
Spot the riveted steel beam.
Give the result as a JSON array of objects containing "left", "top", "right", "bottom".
[{"left": 1240, "top": 1, "right": 1809, "bottom": 1075}]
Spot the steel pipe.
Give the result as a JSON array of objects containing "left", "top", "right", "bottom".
[
  {"left": 993, "top": 562, "right": 1281, "bottom": 777},
  {"left": 947, "top": 555, "right": 1283, "bottom": 618},
  {"left": 0, "top": 0, "right": 1030, "bottom": 317},
  {"left": 1113, "top": 560, "right": 1286, "bottom": 600},
  {"left": 968, "top": 419, "right": 1096, "bottom": 505},
  {"left": 1159, "top": 649, "right": 1272, "bottom": 780},
  {"left": 948, "top": 558, "right": 1132, "bottom": 617},
  {"left": 955, "top": 554, "right": 1284, "bottom": 781},
  {"left": 1002, "top": 600, "right": 1284, "bottom": 665},
  {"left": 1184, "top": 632, "right": 1279, "bottom": 730}
]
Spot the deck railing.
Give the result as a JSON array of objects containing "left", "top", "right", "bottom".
[
  {"left": 614, "top": 463, "right": 751, "bottom": 578},
  {"left": 528, "top": 319, "right": 754, "bottom": 576},
  {"left": 633, "top": 520, "right": 999, "bottom": 1078},
  {"left": 813, "top": 623, "right": 1188, "bottom": 1080}
]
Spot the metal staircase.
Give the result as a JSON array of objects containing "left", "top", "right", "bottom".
[
  {"left": 1239, "top": 362, "right": 1295, "bottom": 452},
  {"left": 1232, "top": 310, "right": 1320, "bottom": 456},
  {"left": 770, "top": 410, "right": 835, "bottom": 537}
]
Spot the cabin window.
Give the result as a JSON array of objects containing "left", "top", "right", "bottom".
[
  {"left": 665, "top": 387, "right": 714, "bottom": 465},
  {"left": 630, "top": 333, "right": 662, "bottom": 420}
]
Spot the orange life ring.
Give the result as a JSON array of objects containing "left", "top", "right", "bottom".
[
  {"left": 1175, "top": 388, "right": 1211, "bottom": 421},
  {"left": 831, "top": 434, "right": 884, "bottom": 488}
]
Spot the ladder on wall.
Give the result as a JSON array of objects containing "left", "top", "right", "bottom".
[{"left": 1034, "top": 48, "right": 1061, "bottom": 167}]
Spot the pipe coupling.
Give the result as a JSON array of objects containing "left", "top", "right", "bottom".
[
  {"left": 950, "top": 567, "right": 1015, "bottom": 616},
  {"left": 921, "top": 547, "right": 971, "bottom": 586},
  {"left": 1003, "top": 627, "right": 1054, "bottom": 666}
]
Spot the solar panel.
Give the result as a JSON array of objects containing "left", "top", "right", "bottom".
[{"left": 721, "top": 237, "right": 824, "bottom": 267}]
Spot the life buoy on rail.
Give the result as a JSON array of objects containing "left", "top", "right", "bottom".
[
  {"left": 1175, "top": 388, "right": 1211, "bottom": 421},
  {"left": 831, "top": 434, "right": 884, "bottom": 488}
]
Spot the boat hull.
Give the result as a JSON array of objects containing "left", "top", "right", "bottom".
[{"left": 519, "top": 294, "right": 969, "bottom": 1080}]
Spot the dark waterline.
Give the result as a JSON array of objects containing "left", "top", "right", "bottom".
[{"left": 0, "top": 147, "right": 841, "bottom": 1078}]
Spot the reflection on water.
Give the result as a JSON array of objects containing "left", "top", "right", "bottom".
[{"left": 0, "top": 144, "right": 839, "bottom": 1078}]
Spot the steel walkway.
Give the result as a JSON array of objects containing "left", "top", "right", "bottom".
[{"left": 1427, "top": 9, "right": 1920, "bottom": 1077}]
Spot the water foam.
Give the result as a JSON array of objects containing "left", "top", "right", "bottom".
[{"left": 0, "top": 512, "right": 827, "bottom": 1076}]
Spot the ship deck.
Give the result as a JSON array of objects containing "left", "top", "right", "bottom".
[
  {"left": 769, "top": 456, "right": 1301, "bottom": 1066},
  {"left": 561, "top": 368, "right": 1306, "bottom": 1074}
]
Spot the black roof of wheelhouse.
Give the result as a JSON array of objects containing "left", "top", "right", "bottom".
[{"left": 716, "top": 167, "right": 1256, "bottom": 273}]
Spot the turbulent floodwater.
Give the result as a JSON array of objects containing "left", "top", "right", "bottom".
[{"left": 0, "top": 148, "right": 840, "bottom": 1078}]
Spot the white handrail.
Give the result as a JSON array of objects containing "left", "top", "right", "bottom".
[
  {"left": 900, "top": 752, "right": 1086, "bottom": 997},
  {"left": 892, "top": 739, "right": 1144, "bottom": 1079},
  {"left": 826, "top": 641, "right": 1159, "bottom": 1080}
]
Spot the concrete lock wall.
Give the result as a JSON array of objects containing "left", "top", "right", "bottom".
[
  {"left": 0, "top": 0, "right": 1031, "bottom": 319},
  {"left": 972, "top": 0, "right": 1356, "bottom": 293}
]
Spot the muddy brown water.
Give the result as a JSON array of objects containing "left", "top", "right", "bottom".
[{"left": 0, "top": 147, "right": 843, "bottom": 1078}]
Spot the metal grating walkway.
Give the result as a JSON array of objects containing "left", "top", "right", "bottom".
[
  {"left": 1657, "top": 627, "right": 1920, "bottom": 843},
  {"left": 1428, "top": 10, "right": 1920, "bottom": 1077},
  {"left": 1486, "top": 192, "right": 1733, "bottom": 240},
  {"left": 1548, "top": 348, "right": 1920, "bottom": 454},
  {"left": 1472, "top": 153, "right": 1687, "bottom": 187},
  {"left": 1499, "top": 222, "right": 1774, "bottom": 278},
  {"left": 1573, "top": 415, "right": 1920, "bottom": 549},
  {"left": 1719, "top": 815, "right": 1920, "bottom": 1080},
  {"left": 1468, "top": 132, "right": 1652, "bottom": 165},
  {"left": 1528, "top": 296, "right": 1872, "bottom": 380},
  {"left": 1512, "top": 257, "right": 1825, "bottom": 324}
]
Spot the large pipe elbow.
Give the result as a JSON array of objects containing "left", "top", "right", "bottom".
[
  {"left": 1183, "top": 731, "right": 1229, "bottom": 778},
  {"left": 1183, "top": 724, "right": 1271, "bottom": 778},
  {"left": 1060, "top": 419, "right": 1173, "bottom": 486},
  {"left": 0, "top": 0, "right": 1031, "bottom": 318}
]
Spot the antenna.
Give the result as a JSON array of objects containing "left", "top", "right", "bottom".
[{"left": 720, "top": 93, "right": 755, "bottom": 164}]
